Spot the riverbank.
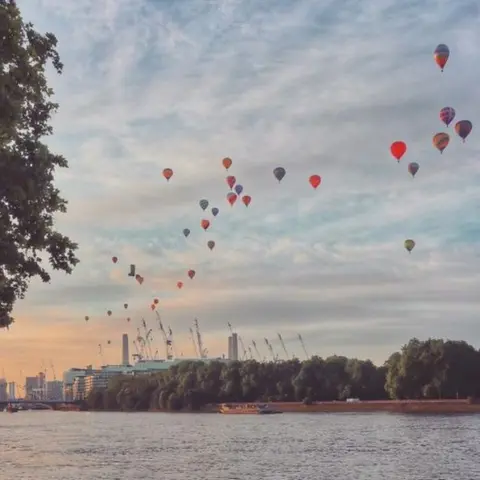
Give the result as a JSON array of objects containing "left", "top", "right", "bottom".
[{"left": 226, "top": 400, "right": 480, "bottom": 414}]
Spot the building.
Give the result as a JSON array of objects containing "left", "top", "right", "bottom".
[
  {"left": 46, "top": 380, "right": 63, "bottom": 401},
  {"left": 63, "top": 367, "right": 95, "bottom": 401},
  {"left": 8, "top": 382, "right": 16, "bottom": 400},
  {"left": 0, "top": 378, "right": 7, "bottom": 402},
  {"left": 122, "top": 333, "right": 129, "bottom": 365},
  {"left": 228, "top": 333, "right": 239, "bottom": 361},
  {"left": 24, "top": 376, "right": 38, "bottom": 400},
  {"left": 72, "top": 376, "right": 86, "bottom": 401}
]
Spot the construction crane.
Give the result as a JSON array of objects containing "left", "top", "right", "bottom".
[
  {"left": 251, "top": 340, "right": 262, "bottom": 361},
  {"left": 194, "top": 318, "right": 208, "bottom": 358},
  {"left": 264, "top": 338, "right": 277, "bottom": 361},
  {"left": 141, "top": 318, "right": 154, "bottom": 360},
  {"left": 132, "top": 340, "right": 143, "bottom": 362},
  {"left": 167, "top": 326, "right": 177, "bottom": 358},
  {"left": 238, "top": 335, "right": 249, "bottom": 360},
  {"left": 155, "top": 312, "right": 174, "bottom": 360},
  {"left": 277, "top": 333, "right": 289, "bottom": 360},
  {"left": 298, "top": 333, "right": 309, "bottom": 359},
  {"left": 189, "top": 327, "right": 200, "bottom": 358}
]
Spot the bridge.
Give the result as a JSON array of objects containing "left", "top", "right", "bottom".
[{"left": 1, "top": 399, "right": 84, "bottom": 410}]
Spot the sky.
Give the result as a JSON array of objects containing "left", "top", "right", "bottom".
[{"left": 2, "top": 0, "right": 480, "bottom": 386}]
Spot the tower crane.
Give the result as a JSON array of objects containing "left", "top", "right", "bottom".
[
  {"left": 277, "top": 333, "right": 289, "bottom": 360},
  {"left": 141, "top": 318, "right": 154, "bottom": 360},
  {"left": 298, "top": 333, "right": 309, "bottom": 359},
  {"left": 132, "top": 340, "right": 143, "bottom": 361},
  {"left": 251, "top": 340, "right": 263, "bottom": 361},
  {"left": 189, "top": 327, "right": 200, "bottom": 358},
  {"left": 248, "top": 345, "right": 254, "bottom": 360},
  {"left": 264, "top": 338, "right": 277, "bottom": 361},
  {"left": 155, "top": 312, "right": 174, "bottom": 360},
  {"left": 167, "top": 326, "right": 177, "bottom": 358},
  {"left": 194, "top": 318, "right": 208, "bottom": 358}
]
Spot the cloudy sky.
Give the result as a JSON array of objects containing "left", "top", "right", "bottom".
[{"left": 2, "top": 0, "right": 480, "bottom": 385}]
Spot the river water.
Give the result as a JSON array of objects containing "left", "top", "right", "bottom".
[{"left": 1, "top": 411, "right": 479, "bottom": 479}]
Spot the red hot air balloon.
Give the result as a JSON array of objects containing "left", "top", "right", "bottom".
[
  {"left": 188, "top": 269, "right": 196, "bottom": 279},
  {"left": 309, "top": 175, "right": 321, "bottom": 189},
  {"left": 434, "top": 44, "right": 449, "bottom": 72},
  {"left": 242, "top": 195, "right": 251, "bottom": 207},
  {"left": 150, "top": 304, "right": 156, "bottom": 311},
  {"left": 163, "top": 168, "right": 173, "bottom": 181},
  {"left": 177, "top": 281, "right": 183, "bottom": 289},
  {"left": 153, "top": 298, "right": 159, "bottom": 305},
  {"left": 390, "top": 141, "right": 406, "bottom": 162},
  {"left": 127, "top": 317, "right": 131, "bottom": 322},
  {"left": 201, "top": 219, "right": 210, "bottom": 231},
  {"left": 222, "top": 157, "right": 232, "bottom": 170},
  {"left": 112, "top": 256, "right": 118, "bottom": 263},
  {"left": 227, "top": 192, "right": 237, "bottom": 206},
  {"left": 455, "top": 120, "right": 473, "bottom": 142},
  {"left": 226, "top": 175, "right": 236, "bottom": 189}
]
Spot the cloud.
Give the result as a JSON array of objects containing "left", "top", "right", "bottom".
[{"left": 3, "top": 0, "right": 480, "bottom": 384}]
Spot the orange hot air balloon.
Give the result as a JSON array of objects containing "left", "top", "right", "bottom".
[
  {"left": 112, "top": 256, "right": 118, "bottom": 263},
  {"left": 434, "top": 44, "right": 449, "bottom": 72},
  {"left": 153, "top": 298, "right": 159, "bottom": 305},
  {"left": 222, "top": 157, "right": 232, "bottom": 170},
  {"left": 150, "top": 304, "right": 156, "bottom": 311},
  {"left": 226, "top": 175, "right": 236, "bottom": 189},
  {"left": 188, "top": 269, "right": 196, "bottom": 279},
  {"left": 227, "top": 192, "right": 237, "bottom": 206},
  {"left": 163, "top": 168, "right": 173, "bottom": 181},
  {"left": 309, "top": 175, "right": 321, "bottom": 189},
  {"left": 177, "top": 281, "right": 183, "bottom": 289},
  {"left": 201, "top": 219, "right": 210, "bottom": 231},
  {"left": 242, "top": 195, "right": 251, "bottom": 207},
  {"left": 390, "top": 141, "right": 406, "bottom": 162},
  {"left": 433, "top": 132, "right": 450, "bottom": 153}
]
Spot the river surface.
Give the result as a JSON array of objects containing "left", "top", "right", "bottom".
[{"left": 1, "top": 411, "right": 479, "bottom": 479}]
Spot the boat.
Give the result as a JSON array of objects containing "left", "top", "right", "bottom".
[
  {"left": 218, "top": 403, "right": 282, "bottom": 414},
  {"left": 5, "top": 404, "right": 19, "bottom": 413}
]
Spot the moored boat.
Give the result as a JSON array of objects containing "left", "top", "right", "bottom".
[
  {"left": 219, "top": 403, "right": 282, "bottom": 414},
  {"left": 5, "top": 404, "right": 19, "bottom": 413}
]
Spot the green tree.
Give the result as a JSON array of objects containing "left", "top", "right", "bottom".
[{"left": 0, "top": 0, "right": 78, "bottom": 328}]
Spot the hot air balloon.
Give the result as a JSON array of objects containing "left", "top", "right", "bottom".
[
  {"left": 199, "top": 199, "right": 209, "bottom": 211},
  {"left": 242, "top": 195, "right": 251, "bottom": 207},
  {"left": 212, "top": 207, "right": 219, "bottom": 217},
  {"left": 84, "top": 316, "right": 89, "bottom": 322},
  {"left": 234, "top": 184, "right": 243, "bottom": 195},
  {"left": 222, "top": 157, "right": 232, "bottom": 170},
  {"left": 433, "top": 133, "right": 450, "bottom": 153},
  {"left": 124, "top": 303, "right": 128, "bottom": 309},
  {"left": 188, "top": 269, "right": 196, "bottom": 279},
  {"left": 408, "top": 162, "right": 419, "bottom": 178},
  {"left": 434, "top": 44, "right": 449, "bottom": 71},
  {"left": 227, "top": 192, "right": 237, "bottom": 206},
  {"left": 107, "top": 340, "right": 111, "bottom": 345},
  {"left": 177, "top": 281, "right": 183, "bottom": 289},
  {"left": 273, "top": 167, "right": 286, "bottom": 182},
  {"left": 440, "top": 107, "right": 455, "bottom": 127},
  {"left": 151, "top": 304, "right": 156, "bottom": 311},
  {"left": 309, "top": 175, "right": 321, "bottom": 189},
  {"left": 163, "top": 168, "right": 173, "bottom": 181},
  {"left": 127, "top": 317, "right": 131, "bottom": 322},
  {"left": 135, "top": 274, "right": 144, "bottom": 285},
  {"left": 183, "top": 228, "right": 191, "bottom": 238},
  {"left": 455, "top": 120, "right": 472, "bottom": 142},
  {"left": 404, "top": 239, "right": 415, "bottom": 253},
  {"left": 112, "top": 256, "right": 118, "bottom": 264},
  {"left": 128, "top": 264, "right": 136, "bottom": 277},
  {"left": 207, "top": 240, "right": 215, "bottom": 250},
  {"left": 390, "top": 141, "right": 406, "bottom": 162},
  {"left": 226, "top": 175, "right": 236, "bottom": 189},
  {"left": 201, "top": 219, "right": 210, "bottom": 231},
  {"left": 107, "top": 310, "right": 112, "bottom": 316},
  {"left": 153, "top": 298, "right": 159, "bottom": 305}
]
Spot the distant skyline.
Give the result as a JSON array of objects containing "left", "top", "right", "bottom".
[{"left": 2, "top": 0, "right": 480, "bottom": 385}]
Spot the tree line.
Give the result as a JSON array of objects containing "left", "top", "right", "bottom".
[{"left": 85, "top": 337, "right": 480, "bottom": 411}]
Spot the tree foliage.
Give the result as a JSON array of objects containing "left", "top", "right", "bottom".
[
  {"left": 86, "top": 338, "right": 480, "bottom": 412},
  {"left": 0, "top": 0, "right": 78, "bottom": 327}
]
